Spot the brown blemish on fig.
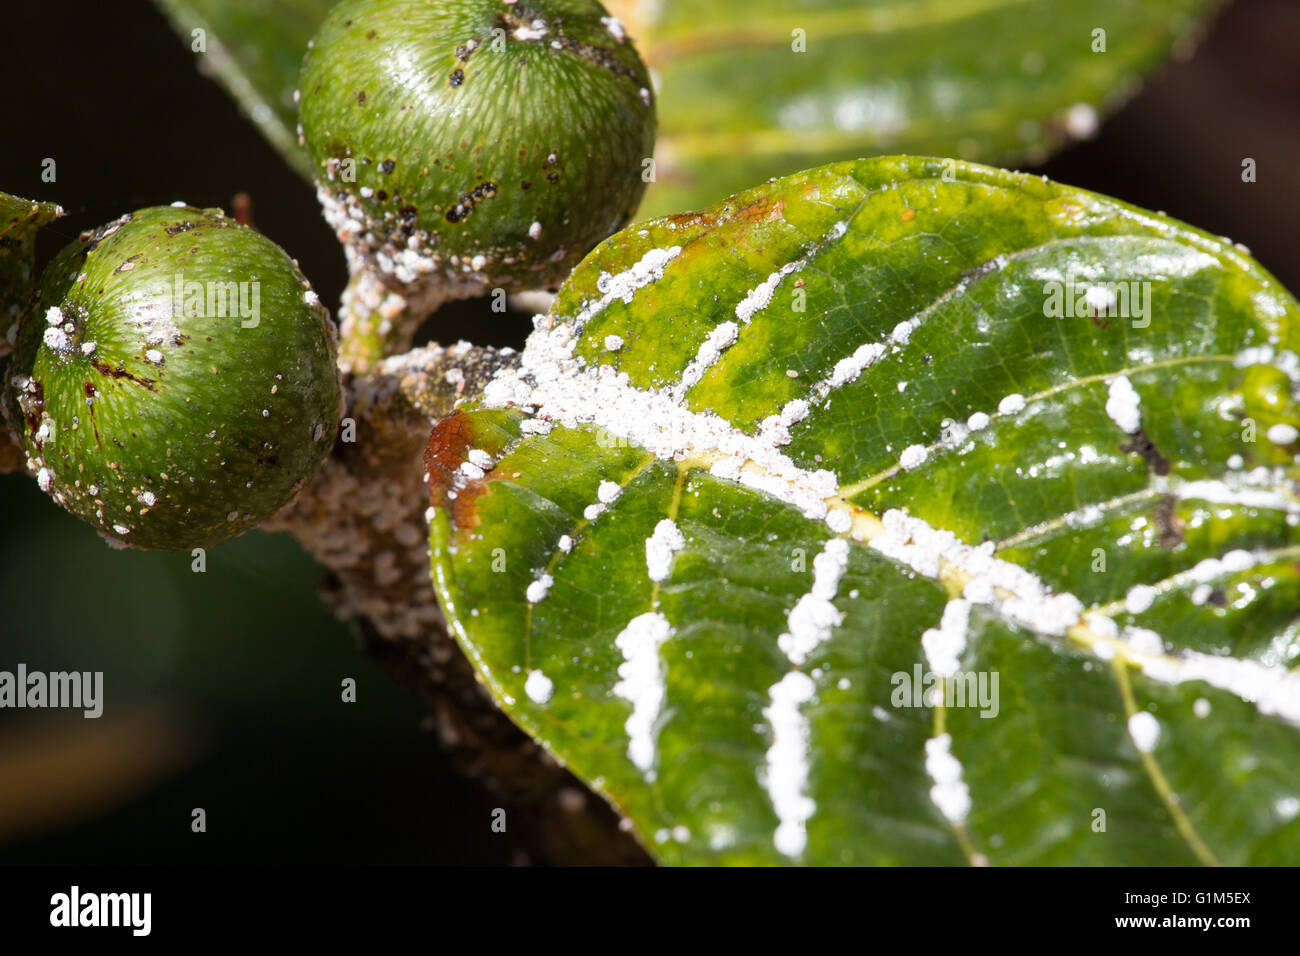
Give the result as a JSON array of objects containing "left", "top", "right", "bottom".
[
  {"left": 93, "top": 361, "right": 156, "bottom": 392},
  {"left": 114, "top": 253, "right": 143, "bottom": 274},
  {"left": 445, "top": 181, "right": 497, "bottom": 224},
  {"left": 22, "top": 379, "right": 44, "bottom": 432}
]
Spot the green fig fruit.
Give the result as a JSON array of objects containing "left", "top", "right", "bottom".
[
  {"left": 298, "top": 0, "right": 656, "bottom": 295},
  {"left": 2, "top": 205, "right": 342, "bottom": 550}
]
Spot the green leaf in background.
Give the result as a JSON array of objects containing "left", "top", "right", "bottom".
[
  {"left": 617, "top": 0, "right": 1221, "bottom": 217},
  {"left": 0, "top": 191, "right": 62, "bottom": 343},
  {"left": 153, "top": 0, "right": 333, "bottom": 181},
  {"left": 428, "top": 156, "right": 1300, "bottom": 865},
  {"left": 1, "top": 191, "right": 62, "bottom": 466},
  {"left": 150, "top": 0, "right": 1223, "bottom": 219}
]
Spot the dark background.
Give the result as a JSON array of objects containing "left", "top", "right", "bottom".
[{"left": 0, "top": 0, "right": 1295, "bottom": 863}]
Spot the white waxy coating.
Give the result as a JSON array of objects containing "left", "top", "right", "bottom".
[
  {"left": 613, "top": 612, "right": 673, "bottom": 778},
  {"left": 776, "top": 539, "right": 850, "bottom": 666},
  {"left": 899, "top": 444, "right": 928, "bottom": 471},
  {"left": 1124, "top": 584, "right": 1157, "bottom": 615},
  {"left": 925, "top": 734, "right": 971, "bottom": 824},
  {"left": 997, "top": 393, "right": 1026, "bottom": 415},
  {"left": 1267, "top": 423, "right": 1298, "bottom": 445},
  {"left": 43, "top": 326, "right": 69, "bottom": 351},
  {"left": 1127, "top": 711, "right": 1161, "bottom": 753},
  {"left": 526, "top": 573, "right": 553, "bottom": 604},
  {"left": 921, "top": 600, "right": 971, "bottom": 679},
  {"left": 1126, "top": 627, "right": 1164, "bottom": 656},
  {"left": 600, "top": 15, "right": 626, "bottom": 40},
  {"left": 1064, "top": 102, "right": 1099, "bottom": 139},
  {"left": 1105, "top": 376, "right": 1142, "bottom": 434},
  {"left": 672, "top": 320, "right": 738, "bottom": 400},
  {"left": 763, "top": 669, "right": 817, "bottom": 856},
  {"left": 736, "top": 261, "right": 804, "bottom": 324},
  {"left": 525, "top": 669, "right": 554, "bottom": 704},
  {"left": 645, "top": 518, "right": 685, "bottom": 582}
]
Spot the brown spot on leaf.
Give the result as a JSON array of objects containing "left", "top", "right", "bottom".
[
  {"left": 1152, "top": 494, "right": 1185, "bottom": 549},
  {"left": 425, "top": 410, "right": 485, "bottom": 527},
  {"left": 668, "top": 194, "right": 784, "bottom": 232},
  {"left": 1120, "top": 428, "right": 1170, "bottom": 476}
]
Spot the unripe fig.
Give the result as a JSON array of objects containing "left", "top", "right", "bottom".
[
  {"left": 298, "top": 0, "right": 656, "bottom": 294},
  {"left": 2, "top": 205, "right": 342, "bottom": 550}
]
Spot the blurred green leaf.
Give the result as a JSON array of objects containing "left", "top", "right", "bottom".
[
  {"left": 0, "top": 191, "right": 62, "bottom": 341},
  {"left": 428, "top": 156, "right": 1300, "bottom": 864},
  {"left": 153, "top": 0, "right": 335, "bottom": 181},
  {"left": 617, "top": 0, "right": 1220, "bottom": 216}
]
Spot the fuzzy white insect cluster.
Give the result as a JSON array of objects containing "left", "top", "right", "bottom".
[
  {"left": 645, "top": 518, "right": 685, "bottom": 583},
  {"left": 763, "top": 670, "right": 818, "bottom": 856},
  {"left": 1105, "top": 375, "right": 1142, "bottom": 434},
  {"left": 612, "top": 612, "right": 674, "bottom": 778},
  {"left": 921, "top": 599, "right": 972, "bottom": 679},
  {"left": 924, "top": 734, "right": 972, "bottom": 824},
  {"left": 776, "top": 539, "right": 850, "bottom": 666},
  {"left": 525, "top": 669, "right": 554, "bottom": 704}
]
